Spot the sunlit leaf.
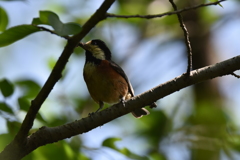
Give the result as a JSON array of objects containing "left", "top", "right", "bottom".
[
  {"left": 39, "top": 10, "right": 53, "bottom": 25},
  {"left": 209, "top": 0, "right": 223, "bottom": 8},
  {"left": 0, "top": 102, "right": 14, "bottom": 114},
  {"left": 119, "top": 147, "right": 148, "bottom": 160},
  {"left": 0, "top": 79, "right": 14, "bottom": 98},
  {"left": 149, "top": 152, "right": 166, "bottom": 160},
  {"left": 102, "top": 137, "right": 147, "bottom": 159},
  {"left": 0, "top": 25, "right": 40, "bottom": 47},
  {"left": 102, "top": 137, "right": 121, "bottom": 150},
  {"left": 47, "top": 57, "right": 57, "bottom": 70},
  {"left": 218, "top": 3, "right": 223, "bottom": 8},
  {"left": 0, "top": 7, "right": 8, "bottom": 31}
]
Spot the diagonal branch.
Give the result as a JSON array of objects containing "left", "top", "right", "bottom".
[
  {"left": 24, "top": 55, "right": 240, "bottom": 153},
  {"left": 168, "top": 0, "right": 192, "bottom": 75},
  {"left": 0, "top": 0, "right": 115, "bottom": 160},
  {"left": 106, "top": 0, "right": 226, "bottom": 19},
  {"left": 15, "top": 0, "right": 115, "bottom": 144}
]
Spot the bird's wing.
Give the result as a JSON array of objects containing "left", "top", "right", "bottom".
[{"left": 109, "top": 60, "right": 134, "bottom": 97}]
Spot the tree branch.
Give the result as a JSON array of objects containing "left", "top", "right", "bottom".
[
  {"left": 106, "top": 0, "right": 226, "bottom": 19},
  {"left": 168, "top": 0, "right": 192, "bottom": 75},
  {"left": 15, "top": 55, "right": 240, "bottom": 156},
  {"left": 231, "top": 72, "right": 240, "bottom": 78},
  {"left": 0, "top": 0, "right": 115, "bottom": 159}
]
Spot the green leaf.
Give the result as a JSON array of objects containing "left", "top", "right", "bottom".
[
  {"left": 69, "top": 136, "right": 82, "bottom": 151},
  {"left": 217, "top": 3, "right": 223, "bottom": 8},
  {"left": 39, "top": 10, "right": 53, "bottom": 25},
  {"left": 7, "top": 121, "right": 21, "bottom": 135},
  {"left": 102, "top": 137, "right": 148, "bottom": 159},
  {"left": 36, "top": 112, "right": 46, "bottom": 123},
  {"left": 47, "top": 57, "right": 57, "bottom": 70},
  {"left": 18, "top": 97, "right": 46, "bottom": 122},
  {"left": 15, "top": 79, "right": 40, "bottom": 98},
  {"left": 0, "top": 102, "right": 14, "bottom": 114},
  {"left": 34, "top": 10, "right": 81, "bottom": 36},
  {"left": 0, "top": 134, "right": 14, "bottom": 151},
  {"left": 0, "top": 7, "right": 8, "bottom": 31},
  {"left": 119, "top": 147, "right": 149, "bottom": 160},
  {"left": 32, "top": 18, "right": 46, "bottom": 25},
  {"left": 18, "top": 97, "right": 30, "bottom": 111},
  {"left": 24, "top": 140, "right": 88, "bottom": 160},
  {"left": 102, "top": 137, "right": 121, "bottom": 150},
  {"left": 149, "top": 152, "right": 166, "bottom": 160},
  {"left": 0, "top": 79, "right": 14, "bottom": 98},
  {"left": 58, "top": 22, "right": 82, "bottom": 36},
  {"left": 209, "top": 0, "right": 223, "bottom": 8},
  {"left": 0, "top": 25, "right": 41, "bottom": 47}
]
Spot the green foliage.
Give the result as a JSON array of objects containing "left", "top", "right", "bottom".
[
  {"left": 102, "top": 137, "right": 121, "bottom": 150},
  {"left": 18, "top": 97, "right": 30, "bottom": 111},
  {"left": 32, "top": 11, "right": 82, "bottom": 36},
  {"left": 208, "top": 0, "right": 224, "bottom": 8},
  {"left": 0, "top": 102, "right": 14, "bottom": 114},
  {"left": 0, "top": 7, "right": 8, "bottom": 31},
  {"left": 149, "top": 152, "right": 166, "bottom": 160},
  {"left": 7, "top": 121, "right": 21, "bottom": 135},
  {"left": 23, "top": 140, "right": 89, "bottom": 160},
  {"left": 15, "top": 80, "right": 46, "bottom": 123},
  {"left": 0, "top": 134, "right": 14, "bottom": 151},
  {"left": 118, "top": 0, "right": 153, "bottom": 15},
  {"left": 0, "top": 79, "right": 14, "bottom": 98},
  {"left": 15, "top": 79, "right": 41, "bottom": 98},
  {"left": 102, "top": 137, "right": 149, "bottom": 160},
  {"left": 138, "top": 110, "right": 169, "bottom": 146},
  {"left": 0, "top": 0, "right": 238, "bottom": 160},
  {"left": 0, "top": 10, "right": 82, "bottom": 47},
  {"left": 0, "top": 25, "right": 40, "bottom": 47}
]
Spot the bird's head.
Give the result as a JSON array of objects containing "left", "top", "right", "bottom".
[{"left": 82, "top": 39, "right": 112, "bottom": 61}]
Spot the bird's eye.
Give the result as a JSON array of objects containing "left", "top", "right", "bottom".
[{"left": 91, "top": 41, "right": 97, "bottom": 45}]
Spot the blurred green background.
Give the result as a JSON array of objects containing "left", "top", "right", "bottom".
[{"left": 0, "top": 0, "right": 240, "bottom": 159}]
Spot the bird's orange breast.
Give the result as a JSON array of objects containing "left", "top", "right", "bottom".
[{"left": 83, "top": 60, "right": 129, "bottom": 104}]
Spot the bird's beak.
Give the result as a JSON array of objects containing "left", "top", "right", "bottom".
[{"left": 80, "top": 41, "right": 92, "bottom": 50}]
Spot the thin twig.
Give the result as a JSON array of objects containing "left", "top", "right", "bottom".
[
  {"left": 169, "top": 0, "right": 192, "bottom": 75},
  {"left": 106, "top": 0, "right": 226, "bottom": 19},
  {"left": 231, "top": 72, "right": 240, "bottom": 78},
  {"left": 37, "top": 26, "right": 70, "bottom": 40},
  {"left": 36, "top": 26, "right": 84, "bottom": 47}
]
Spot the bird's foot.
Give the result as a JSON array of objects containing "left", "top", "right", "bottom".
[
  {"left": 120, "top": 98, "right": 126, "bottom": 107},
  {"left": 88, "top": 112, "right": 95, "bottom": 117},
  {"left": 149, "top": 102, "right": 157, "bottom": 109}
]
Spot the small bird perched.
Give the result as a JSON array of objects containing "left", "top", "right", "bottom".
[{"left": 81, "top": 39, "right": 156, "bottom": 118}]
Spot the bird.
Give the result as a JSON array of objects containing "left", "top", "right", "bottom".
[{"left": 81, "top": 39, "right": 156, "bottom": 118}]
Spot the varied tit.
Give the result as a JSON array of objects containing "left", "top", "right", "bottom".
[{"left": 81, "top": 39, "right": 156, "bottom": 118}]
